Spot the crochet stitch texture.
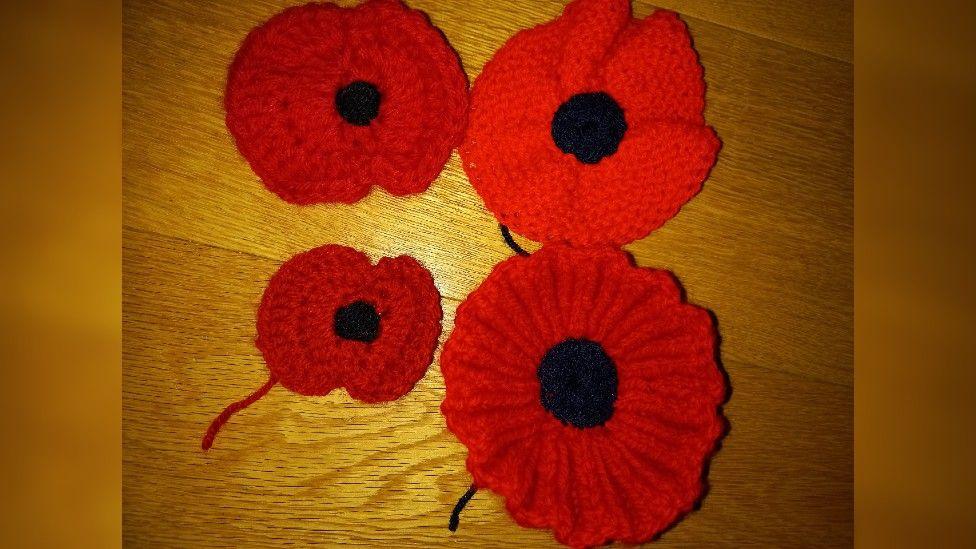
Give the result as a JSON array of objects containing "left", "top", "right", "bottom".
[
  {"left": 257, "top": 244, "right": 442, "bottom": 400},
  {"left": 225, "top": 0, "right": 468, "bottom": 204},
  {"left": 460, "top": 0, "right": 719, "bottom": 246},
  {"left": 441, "top": 245, "right": 725, "bottom": 548},
  {"left": 203, "top": 244, "right": 442, "bottom": 450}
]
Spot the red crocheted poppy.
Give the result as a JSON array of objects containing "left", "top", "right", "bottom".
[
  {"left": 441, "top": 245, "right": 725, "bottom": 548},
  {"left": 225, "top": 0, "right": 468, "bottom": 204},
  {"left": 203, "top": 244, "right": 442, "bottom": 450},
  {"left": 461, "top": 0, "right": 719, "bottom": 246}
]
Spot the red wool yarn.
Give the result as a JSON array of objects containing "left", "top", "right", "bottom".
[
  {"left": 441, "top": 245, "right": 726, "bottom": 548},
  {"left": 203, "top": 244, "right": 442, "bottom": 450},
  {"left": 225, "top": 0, "right": 468, "bottom": 205},
  {"left": 460, "top": 0, "right": 719, "bottom": 246}
]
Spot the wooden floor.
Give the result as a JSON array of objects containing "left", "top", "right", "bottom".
[{"left": 122, "top": 0, "right": 852, "bottom": 547}]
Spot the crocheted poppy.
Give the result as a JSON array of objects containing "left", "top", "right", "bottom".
[
  {"left": 225, "top": 0, "right": 468, "bottom": 204},
  {"left": 441, "top": 245, "right": 725, "bottom": 547},
  {"left": 203, "top": 244, "right": 442, "bottom": 450},
  {"left": 461, "top": 0, "right": 719, "bottom": 246}
]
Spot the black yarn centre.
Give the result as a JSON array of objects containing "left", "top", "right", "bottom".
[
  {"left": 551, "top": 92, "right": 627, "bottom": 164},
  {"left": 333, "top": 300, "right": 380, "bottom": 343},
  {"left": 335, "top": 81, "right": 381, "bottom": 126},
  {"left": 537, "top": 338, "right": 618, "bottom": 428}
]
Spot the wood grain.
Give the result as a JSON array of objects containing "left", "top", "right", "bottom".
[{"left": 122, "top": 0, "right": 853, "bottom": 547}]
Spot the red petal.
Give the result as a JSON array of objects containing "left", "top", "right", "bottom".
[
  {"left": 602, "top": 9, "right": 707, "bottom": 125},
  {"left": 256, "top": 245, "right": 373, "bottom": 395},
  {"left": 585, "top": 266, "right": 680, "bottom": 343},
  {"left": 342, "top": 255, "right": 442, "bottom": 402},
  {"left": 555, "top": 0, "right": 631, "bottom": 94},
  {"left": 569, "top": 121, "right": 720, "bottom": 245},
  {"left": 465, "top": 126, "right": 581, "bottom": 242},
  {"left": 467, "top": 10, "right": 563, "bottom": 127},
  {"left": 603, "top": 301, "right": 713, "bottom": 359}
]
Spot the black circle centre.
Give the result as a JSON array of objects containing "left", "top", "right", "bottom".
[
  {"left": 537, "top": 338, "right": 618, "bottom": 428},
  {"left": 335, "top": 81, "right": 381, "bottom": 126},
  {"left": 333, "top": 300, "right": 380, "bottom": 343},
  {"left": 551, "top": 92, "right": 627, "bottom": 164}
]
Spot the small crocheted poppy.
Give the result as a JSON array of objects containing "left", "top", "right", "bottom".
[
  {"left": 461, "top": 0, "right": 719, "bottom": 246},
  {"left": 225, "top": 0, "right": 468, "bottom": 204},
  {"left": 441, "top": 245, "right": 725, "bottom": 547},
  {"left": 203, "top": 244, "right": 442, "bottom": 450}
]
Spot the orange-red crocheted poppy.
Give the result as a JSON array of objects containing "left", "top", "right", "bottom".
[
  {"left": 203, "top": 244, "right": 442, "bottom": 450},
  {"left": 441, "top": 245, "right": 725, "bottom": 548},
  {"left": 225, "top": 0, "right": 468, "bottom": 204},
  {"left": 461, "top": 0, "right": 719, "bottom": 246}
]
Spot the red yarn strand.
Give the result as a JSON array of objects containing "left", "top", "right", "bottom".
[{"left": 202, "top": 375, "right": 278, "bottom": 451}]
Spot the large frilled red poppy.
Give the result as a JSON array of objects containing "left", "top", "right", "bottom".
[
  {"left": 460, "top": 0, "right": 719, "bottom": 247},
  {"left": 441, "top": 245, "right": 726, "bottom": 547},
  {"left": 203, "top": 244, "right": 442, "bottom": 450},
  {"left": 225, "top": 0, "right": 468, "bottom": 204}
]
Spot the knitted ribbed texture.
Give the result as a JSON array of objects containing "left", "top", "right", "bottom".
[
  {"left": 441, "top": 245, "right": 725, "bottom": 548},
  {"left": 203, "top": 244, "right": 442, "bottom": 450},
  {"left": 460, "top": 0, "right": 719, "bottom": 246},
  {"left": 225, "top": 0, "right": 468, "bottom": 204}
]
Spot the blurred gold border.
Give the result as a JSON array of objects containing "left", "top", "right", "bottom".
[
  {"left": 0, "top": 0, "right": 121, "bottom": 547},
  {"left": 856, "top": 0, "right": 976, "bottom": 547}
]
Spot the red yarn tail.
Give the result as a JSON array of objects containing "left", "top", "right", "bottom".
[{"left": 202, "top": 376, "right": 277, "bottom": 451}]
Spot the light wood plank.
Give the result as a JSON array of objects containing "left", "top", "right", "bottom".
[{"left": 660, "top": 0, "right": 852, "bottom": 62}]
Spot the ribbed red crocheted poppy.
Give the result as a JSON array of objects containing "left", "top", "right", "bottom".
[
  {"left": 225, "top": 0, "right": 468, "bottom": 204},
  {"left": 441, "top": 245, "right": 725, "bottom": 548},
  {"left": 461, "top": 0, "right": 719, "bottom": 246},
  {"left": 203, "top": 244, "right": 442, "bottom": 450}
]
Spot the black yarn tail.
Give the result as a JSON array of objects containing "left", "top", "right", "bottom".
[
  {"left": 499, "top": 224, "right": 530, "bottom": 256},
  {"left": 448, "top": 484, "right": 478, "bottom": 532}
]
